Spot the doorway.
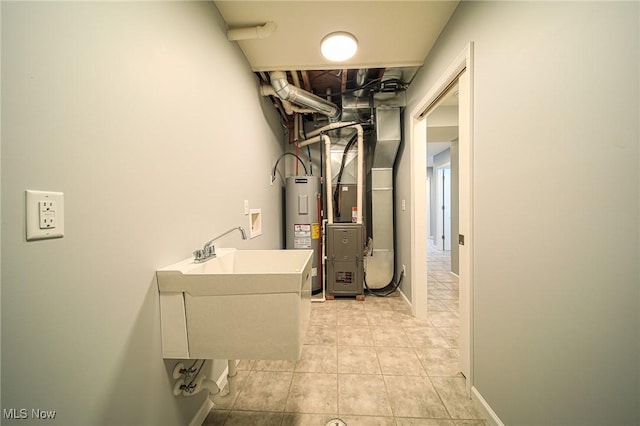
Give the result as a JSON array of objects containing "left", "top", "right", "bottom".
[{"left": 409, "top": 43, "right": 474, "bottom": 390}]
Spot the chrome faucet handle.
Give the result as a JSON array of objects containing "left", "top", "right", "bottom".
[
  {"left": 204, "top": 245, "right": 216, "bottom": 258},
  {"left": 194, "top": 226, "right": 244, "bottom": 263},
  {"left": 193, "top": 249, "right": 205, "bottom": 262},
  {"left": 193, "top": 245, "right": 217, "bottom": 263}
]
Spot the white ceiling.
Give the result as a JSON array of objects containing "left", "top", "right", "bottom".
[{"left": 214, "top": 1, "right": 459, "bottom": 71}]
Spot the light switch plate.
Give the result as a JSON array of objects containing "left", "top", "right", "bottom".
[{"left": 26, "top": 190, "right": 64, "bottom": 241}]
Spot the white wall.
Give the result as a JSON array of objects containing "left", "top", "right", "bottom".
[
  {"left": 396, "top": 1, "right": 639, "bottom": 424},
  {"left": 1, "top": 2, "right": 283, "bottom": 425}
]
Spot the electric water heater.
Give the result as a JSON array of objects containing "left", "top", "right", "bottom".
[{"left": 285, "top": 176, "right": 321, "bottom": 293}]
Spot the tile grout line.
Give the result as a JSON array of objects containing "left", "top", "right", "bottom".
[
  {"left": 427, "top": 245, "right": 457, "bottom": 422},
  {"left": 426, "top": 357, "right": 455, "bottom": 421}
]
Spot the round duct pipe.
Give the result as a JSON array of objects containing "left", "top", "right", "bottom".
[{"left": 269, "top": 71, "right": 340, "bottom": 120}]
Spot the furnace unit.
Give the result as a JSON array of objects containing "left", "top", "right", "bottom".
[{"left": 326, "top": 223, "right": 364, "bottom": 298}]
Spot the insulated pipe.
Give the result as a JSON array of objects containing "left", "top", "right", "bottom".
[
  {"left": 306, "top": 121, "right": 358, "bottom": 139},
  {"left": 298, "top": 134, "right": 322, "bottom": 148},
  {"left": 312, "top": 205, "right": 327, "bottom": 304},
  {"left": 323, "top": 135, "right": 334, "bottom": 224},
  {"left": 227, "top": 22, "right": 276, "bottom": 41},
  {"left": 295, "top": 133, "right": 331, "bottom": 224},
  {"left": 269, "top": 71, "right": 340, "bottom": 119},
  {"left": 291, "top": 71, "right": 301, "bottom": 88},
  {"left": 354, "top": 68, "right": 369, "bottom": 98},
  {"left": 284, "top": 101, "right": 314, "bottom": 115},
  {"left": 355, "top": 124, "right": 363, "bottom": 224},
  {"left": 300, "top": 122, "right": 364, "bottom": 224},
  {"left": 260, "top": 85, "right": 314, "bottom": 115},
  {"left": 298, "top": 114, "right": 305, "bottom": 141}
]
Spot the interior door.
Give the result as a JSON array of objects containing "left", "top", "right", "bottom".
[{"left": 458, "top": 69, "right": 471, "bottom": 383}]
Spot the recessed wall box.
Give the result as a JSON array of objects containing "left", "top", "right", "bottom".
[{"left": 250, "top": 208, "right": 262, "bottom": 238}]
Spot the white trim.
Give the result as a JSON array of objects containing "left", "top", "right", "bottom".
[
  {"left": 410, "top": 45, "right": 471, "bottom": 319},
  {"left": 399, "top": 287, "right": 412, "bottom": 310},
  {"left": 450, "top": 271, "right": 459, "bottom": 279},
  {"left": 409, "top": 42, "right": 474, "bottom": 387},
  {"left": 189, "top": 399, "right": 213, "bottom": 426},
  {"left": 409, "top": 115, "right": 428, "bottom": 318},
  {"left": 471, "top": 386, "right": 505, "bottom": 426}
]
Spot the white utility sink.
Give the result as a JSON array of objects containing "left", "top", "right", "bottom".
[{"left": 157, "top": 249, "right": 313, "bottom": 360}]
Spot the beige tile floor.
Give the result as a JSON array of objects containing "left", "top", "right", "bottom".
[{"left": 204, "top": 242, "right": 485, "bottom": 426}]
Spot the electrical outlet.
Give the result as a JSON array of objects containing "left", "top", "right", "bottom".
[
  {"left": 39, "top": 200, "right": 57, "bottom": 229},
  {"left": 243, "top": 200, "right": 249, "bottom": 215},
  {"left": 26, "top": 190, "right": 64, "bottom": 241}
]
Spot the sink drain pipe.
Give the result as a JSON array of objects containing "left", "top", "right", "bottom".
[{"left": 176, "top": 360, "right": 238, "bottom": 405}]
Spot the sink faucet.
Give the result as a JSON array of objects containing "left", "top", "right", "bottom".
[{"left": 194, "top": 226, "right": 247, "bottom": 263}]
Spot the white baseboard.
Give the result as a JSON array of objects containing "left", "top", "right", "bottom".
[
  {"left": 189, "top": 361, "right": 233, "bottom": 426},
  {"left": 189, "top": 398, "right": 213, "bottom": 426},
  {"left": 450, "top": 271, "right": 459, "bottom": 278},
  {"left": 471, "top": 386, "right": 504, "bottom": 426},
  {"left": 399, "top": 289, "right": 412, "bottom": 310}
]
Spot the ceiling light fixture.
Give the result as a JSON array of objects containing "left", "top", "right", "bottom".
[{"left": 321, "top": 32, "right": 358, "bottom": 62}]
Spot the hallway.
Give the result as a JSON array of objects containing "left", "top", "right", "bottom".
[
  {"left": 204, "top": 243, "right": 482, "bottom": 425},
  {"left": 426, "top": 240, "right": 460, "bottom": 352}
]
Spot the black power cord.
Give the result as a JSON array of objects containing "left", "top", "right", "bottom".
[
  {"left": 364, "top": 269, "right": 405, "bottom": 297},
  {"left": 332, "top": 133, "right": 359, "bottom": 219},
  {"left": 271, "top": 152, "right": 309, "bottom": 183}
]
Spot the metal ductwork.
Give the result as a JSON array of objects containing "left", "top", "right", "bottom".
[
  {"left": 353, "top": 68, "right": 369, "bottom": 98},
  {"left": 365, "top": 107, "right": 401, "bottom": 289},
  {"left": 268, "top": 71, "right": 340, "bottom": 120}
]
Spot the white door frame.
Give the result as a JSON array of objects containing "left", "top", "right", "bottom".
[{"left": 409, "top": 43, "right": 474, "bottom": 388}]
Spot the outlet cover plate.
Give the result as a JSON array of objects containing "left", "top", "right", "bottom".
[{"left": 26, "top": 190, "right": 65, "bottom": 241}]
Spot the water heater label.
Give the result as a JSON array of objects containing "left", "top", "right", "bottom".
[
  {"left": 294, "top": 224, "right": 312, "bottom": 248},
  {"left": 311, "top": 223, "right": 320, "bottom": 240}
]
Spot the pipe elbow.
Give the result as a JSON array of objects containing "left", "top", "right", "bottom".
[
  {"left": 227, "top": 21, "right": 276, "bottom": 41},
  {"left": 268, "top": 71, "right": 340, "bottom": 119},
  {"left": 256, "top": 21, "right": 277, "bottom": 39},
  {"left": 270, "top": 71, "right": 292, "bottom": 101}
]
